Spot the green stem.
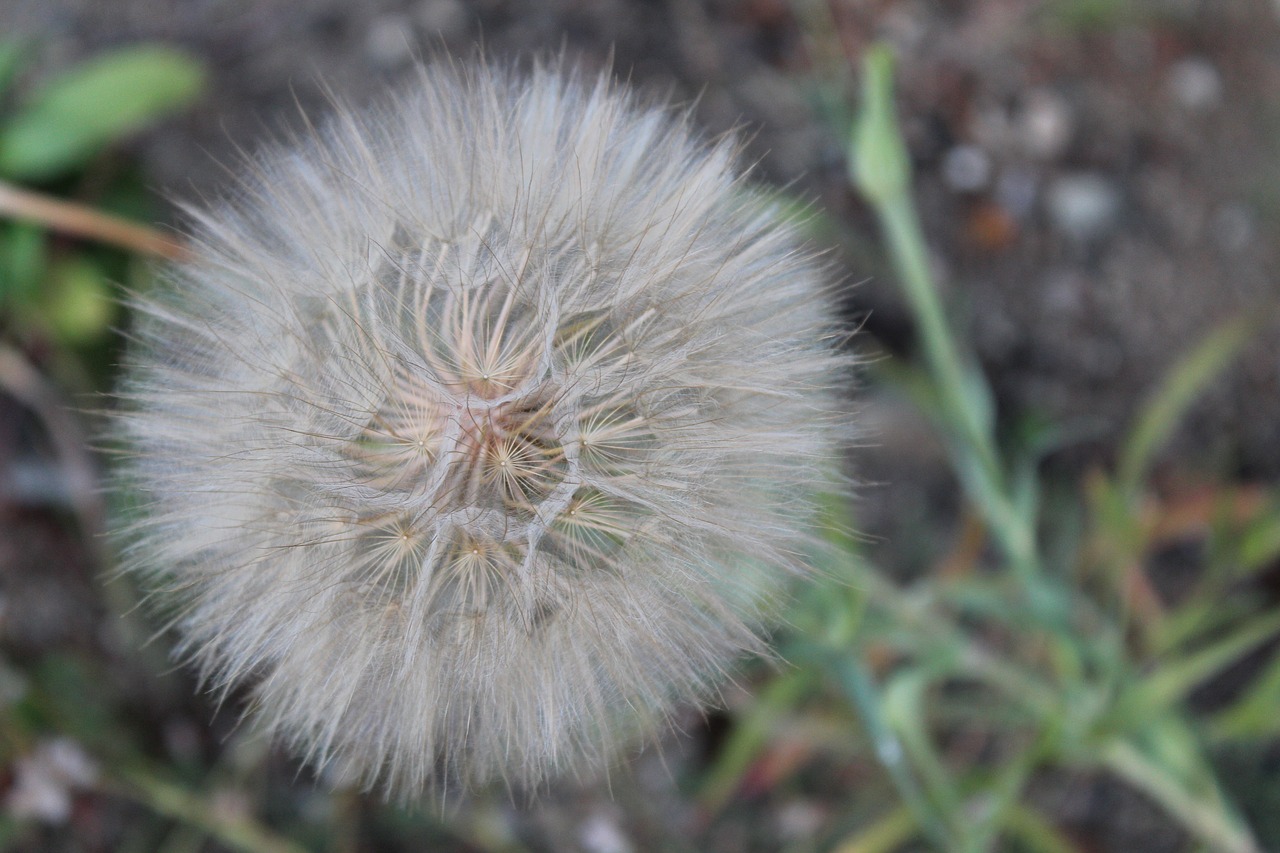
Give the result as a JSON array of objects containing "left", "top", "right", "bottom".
[
  {"left": 871, "top": 149, "right": 1040, "bottom": 587},
  {"left": 856, "top": 569, "right": 1060, "bottom": 716},
  {"left": 876, "top": 196, "right": 996, "bottom": 482},
  {"left": 831, "top": 805, "right": 917, "bottom": 853},
  {"left": 832, "top": 655, "right": 958, "bottom": 851},
  {"left": 1100, "top": 740, "right": 1260, "bottom": 853},
  {"left": 853, "top": 45, "right": 1042, "bottom": 585}
]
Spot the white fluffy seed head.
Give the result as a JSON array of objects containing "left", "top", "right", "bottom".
[{"left": 112, "top": 58, "right": 850, "bottom": 796}]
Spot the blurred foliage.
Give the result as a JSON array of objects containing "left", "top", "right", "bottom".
[
  {"left": 0, "top": 46, "right": 202, "bottom": 183},
  {"left": 1, "top": 23, "right": 1278, "bottom": 853},
  {"left": 697, "top": 38, "right": 1280, "bottom": 853},
  {"left": 0, "top": 41, "right": 200, "bottom": 370}
]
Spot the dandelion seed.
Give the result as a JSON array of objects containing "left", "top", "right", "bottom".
[{"left": 112, "top": 58, "right": 849, "bottom": 796}]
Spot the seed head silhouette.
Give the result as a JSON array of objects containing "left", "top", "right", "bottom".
[{"left": 114, "top": 59, "right": 847, "bottom": 795}]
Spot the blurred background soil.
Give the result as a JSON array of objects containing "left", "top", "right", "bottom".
[{"left": 2, "top": 1, "right": 1280, "bottom": 851}]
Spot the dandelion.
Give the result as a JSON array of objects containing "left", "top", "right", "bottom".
[{"left": 112, "top": 59, "right": 848, "bottom": 795}]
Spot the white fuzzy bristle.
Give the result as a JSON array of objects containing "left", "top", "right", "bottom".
[{"left": 111, "top": 58, "right": 850, "bottom": 797}]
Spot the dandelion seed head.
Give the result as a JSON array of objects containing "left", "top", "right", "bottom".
[{"left": 112, "top": 58, "right": 850, "bottom": 796}]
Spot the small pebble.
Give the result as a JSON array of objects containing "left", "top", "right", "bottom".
[
  {"left": 580, "top": 812, "right": 634, "bottom": 853},
  {"left": 776, "top": 800, "right": 826, "bottom": 841},
  {"left": 966, "top": 201, "right": 1019, "bottom": 252},
  {"left": 942, "top": 144, "right": 992, "bottom": 192},
  {"left": 1168, "top": 57, "right": 1223, "bottom": 111},
  {"left": 1046, "top": 173, "right": 1121, "bottom": 242},
  {"left": 1020, "top": 90, "right": 1073, "bottom": 159},
  {"left": 5, "top": 739, "right": 98, "bottom": 824}
]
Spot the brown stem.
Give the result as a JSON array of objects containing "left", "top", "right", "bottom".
[{"left": 0, "top": 179, "right": 190, "bottom": 261}]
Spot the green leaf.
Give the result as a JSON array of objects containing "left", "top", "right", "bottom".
[
  {"left": 1102, "top": 735, "right": 1258, "bottom": 853},
  {"left": 969, "top": 738, "right": 1055, "bottom": 851},
  {"left": 0, "top": 45, "right": 203, "bottom": 181},
  {"left": 1117, "top": 318, "right": 1254, "bottom": 495},
  {"left": 830, "top": 806, "right": 917, "bottom": 853},
  {"left": 938, "top": 576, "right": 1078, "bottom": 644},
  {"left": 817, "top": 650, "right": 953, "bottom": 850},
  {"left": 1210, "top": 646, "right": 1280, "bottom": 740},
  {"left": 1124, "top": 610, "right": 1280, "bottom": 719},
  {"left": 881, "top": 668, "right": 966, "bottom": 832},
  {"left": 1153, "top": 597, "right": 1254, "bottom": 658}
]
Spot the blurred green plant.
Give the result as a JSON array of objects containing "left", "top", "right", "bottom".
[
  {"left": 0, "top": 40, "right": 197, "bottom": 357},
  {"left": 0, "top": 45, "right": 202, "bottom": 183},
  {"left": 699, "top": 40, "right": 1280, "bottom": 853}
]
